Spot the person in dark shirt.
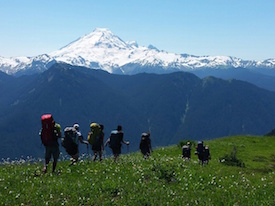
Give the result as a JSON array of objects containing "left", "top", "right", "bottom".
[
  {"left": 182, "top": 141, "right": 191, "bottom": 161},
  {"left": 139, "top": 132, "right": 152, "bottom": 159},
  {"left": 105, "top": 125, "right": 129, "bottom": 162}
]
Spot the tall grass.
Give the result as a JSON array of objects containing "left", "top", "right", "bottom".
[{"left": 0, "top": 135, "right": 274, "bottom": 205}]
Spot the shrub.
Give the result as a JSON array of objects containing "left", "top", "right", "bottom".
[
  {"left": 152, "top": 163, "right": 176, "bottom": 183},
  {"left": 270, "top": 154, "right": 275, "bottom": 162},
  {"left": 219, "top": 145, "right": 245, "bottom": 167},
  {"left": 264, "top": 128, "right": 275, "bottom": 136}
]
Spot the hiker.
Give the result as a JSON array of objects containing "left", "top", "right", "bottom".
[
  {"left": 139, "top": 132, "right": 152, "bottom": 159},
  {"left": 40, "top": 114, "right": 61, "bottom": 173},
  {"left": 182, "top": 141, "right": 191, "bottom": 160},
  {"left": 203, "top": 145, "right": 211, "bottom": 164},
  {"left": 195, "top": 141, "right": 204, "bottom": 165},
  {"left": 62, "top": 124, "right": 89, "bottom": 165},
  {"left": 104, "top": 125, "right": 130, "bottom": 162},
  {"left": 88, "top": 123, "right": 105, "bottom": 161}
]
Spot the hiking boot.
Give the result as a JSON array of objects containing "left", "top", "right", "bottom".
[{"left": 42, "top": 167, "right": 47, "bottom": 174}]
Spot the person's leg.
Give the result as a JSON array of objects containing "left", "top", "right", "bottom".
[
  {"left": 146, "top": 148, "right": 151, "bottom": 159},
  {"left": 115, "top": 147, "right": 122, "bottom": 162},
  {"left": 99, "top": 150, "right": 102, "bottom": 161},
  {"left": 111, "top": 148, "right": 116, "bottom": 162},
  {"left": 70, "top": 146, "right": 79, "bottom": 165},
  {"left": 43, "top": 146, "right": 51, "bottom": 173},
  {"left": 52, "top": 160, "right": 57, "bottom": 172},
  {"left": 114, "top": 154, "right": 119, "bottom": 162},
  {"left": 70, "top": 153, "right": 79, "bottom": 165},
  {"left": 93, "top": 151, "right": 97, "bottom": 161},
  {"left": 52, "top": 146, "right": 60, "bottom": 172},
  {"left": 141, "top": 150, "right": 146, "bottom": 159},
  {"left": 43, "top": 159, "right": 50, "bottom": 173}
]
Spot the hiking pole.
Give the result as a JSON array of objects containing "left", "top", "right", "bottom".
[
  {"left": 87, "top": 144, "right": 89, "bottom": 164},
  {"left": 103, "top": 149, "right": 106, "bottom": 159}
]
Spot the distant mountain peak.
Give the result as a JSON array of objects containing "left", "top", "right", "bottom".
[
  {"left": 52, "top": 28, "right": 127, "bottom": 52},
  {"left": 93, "top": 27, "right": 112, "bottom": 33},
  {"left": 83, "top": 28, "right": 127, "bottom": 48}
]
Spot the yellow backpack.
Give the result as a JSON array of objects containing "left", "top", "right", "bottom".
[{"left": 87, "top": 123, "right": 101, "bottom": 144}]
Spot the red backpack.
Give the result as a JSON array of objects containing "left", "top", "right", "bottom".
[{"left": 40, "top": 114, "right": 55, "bottom": 146}]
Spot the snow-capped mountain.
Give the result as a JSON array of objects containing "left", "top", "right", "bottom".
[
  {"left": 0, "top": 54, "right": 55, "bottom": 75},
  {"left": 1, "top": 28, "right": 275, "bottom": 75}
]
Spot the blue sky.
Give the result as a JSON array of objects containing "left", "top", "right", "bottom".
[{"left": 1, "top": 0, "right": 274, "bottom": 61}]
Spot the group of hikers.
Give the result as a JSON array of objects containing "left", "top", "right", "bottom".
[
  {"left": 182, "top": 141, "right": 211, "bottom": 165},
  {"left": 39, "top": 114, "right": 152, "bottom": 173},
  {"left": 39, "top": 114, "right": 210, "bottom": 173}
]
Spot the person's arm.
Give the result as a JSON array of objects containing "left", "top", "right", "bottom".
[
  {"left": 104, "top": 138, "right": 110, "bottom": 147},
  {"left": 79, "top": 135, "right": 88, "bottom": 145},
  {"left": 122, "top": 139, "right": 130, "bottom": 145},
  {"left": 120, "top": 132, "right": 129, "bottom": 145}
]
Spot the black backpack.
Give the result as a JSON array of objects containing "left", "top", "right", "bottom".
[
  {"left": 182, "top": 145, "right": 191, "bottom": 158},
  {"left": 204, "top": 146, "right": 211, "bottom": 159},
  {"left": 109, "top": 130, "right": 123, "bottom": 148},
  {"left": 140, "top": 133, "right": 149, "bottom": 149},
  {"left": 62, "top": 127, "right": 78, "bottom": 155},
  {"left": 196, "top": 141, "right": 204, "bottom": 154}
]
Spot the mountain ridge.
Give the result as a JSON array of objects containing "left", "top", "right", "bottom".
[
  {"left": 1, "top": 28, "right": 275, "bottom": 76},
  {"left": 1, "top": 63, "right": 275, "bottom": 159}
]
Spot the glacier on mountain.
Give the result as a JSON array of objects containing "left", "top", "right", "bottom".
[{"left": 0, "top": 28, "right": 275, "bottom": 75}]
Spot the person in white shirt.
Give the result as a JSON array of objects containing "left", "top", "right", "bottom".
[{"left": 69, "top": 123, "right": 89, "bottom": 165}]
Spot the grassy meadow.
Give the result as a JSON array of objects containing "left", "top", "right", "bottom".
[{"left": 0, "top": 135, "right": 274, "bottom": 205}]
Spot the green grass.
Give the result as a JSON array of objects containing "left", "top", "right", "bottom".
[{"left": 0, "top": 135, "right": 274, "bottom": 205}]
